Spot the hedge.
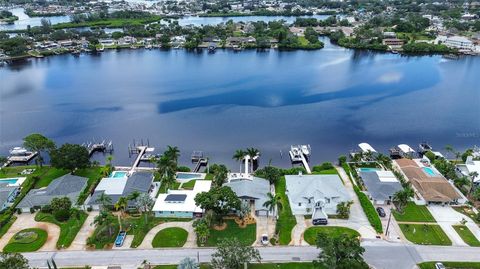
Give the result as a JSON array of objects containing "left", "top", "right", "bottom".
[{"left": 354, "top": 185, "right": 383, "bottom": 234}]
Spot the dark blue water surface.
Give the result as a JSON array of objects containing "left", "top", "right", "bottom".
[{"left": 1, "top": 38, "right": 479, "bottom": 168}]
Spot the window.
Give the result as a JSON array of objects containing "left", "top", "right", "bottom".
[
  {"left": 170, "top": 211, "right": 175, "bottom": 214},
  {"left": 298, "top": 203, "right": 302, "bottom": 206}
]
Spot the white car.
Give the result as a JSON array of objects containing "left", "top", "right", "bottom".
[
  {"left": 435, "top": 262, "right": 446, "bottom": 269},
  {"left": 261, "top": 234, "right": 269, "bottom": 245}
]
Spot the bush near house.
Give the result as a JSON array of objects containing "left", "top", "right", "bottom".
[
  {"left": 354, "top": 186, "right": 383, "bottom": 234},
  {"left": 274, "top": 176, "right": 297, "bottom": 245}
]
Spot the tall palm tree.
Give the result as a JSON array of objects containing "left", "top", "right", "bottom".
[
  {"left": 157, "top": 155, "right": 177, "bottom": 190},
  {"left": 115, "top": 196, "right": 129, "bottom": 216},
  {"left": 136, "top": 193, "right": 154, "bottom": 223},
  {"left": 445, "top": 145, "right": 454, "bottom": 160},
  {"left": 213, "top": 165, "right": 228, "bottom": 187},
  {"left": 392, "top": 186, "right": 413, "bottom": 213},
  {"left": 232, "top": 149, "right": 246, "bottom": 173},
  {"left": 246, "top": 148, "right": 260, "bottom": 173},
  {"left": 263, "top": 192, "right": 282, "bottom": 219},
  {"left": 96, "top": 192, "right": 112, "bottom": 211},
  {"left": 469, "top": 171, "right": 479, "bottom": 195},
  {"left": 165, "top": 145, "right": 180, "bottom": 165},
  {"left": 178, "top": 257, "right": 199, "bottom": 269}
]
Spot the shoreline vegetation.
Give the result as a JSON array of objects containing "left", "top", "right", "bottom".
[
  {"left": 199, "top": 9, "right": 335, "bottom": 17},
  {"left": 0, "top": 10, "right": 18, "bottom": 24}
]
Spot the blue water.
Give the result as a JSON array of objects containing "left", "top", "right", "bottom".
[
  {"left": 176, "top": 173, "right": 203, "bottom": 180},
  {"left": 1, "top": 37, "right": 479, "bottom": 169},
  {"left": 423, "top": 167, "right": 436, "bottom": 176},
  {"left": 359, "top": 168, "right": 380, "bottom": 172},
  {"left": 110, "top": 171, "right": 127, "bottom": 178},
  {"left": 0, "top": 178, "right": 19, "bottom": 184}
]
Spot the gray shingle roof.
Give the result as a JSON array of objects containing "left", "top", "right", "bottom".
[
  {"left": 0, "top": 186, "right": 18, "bottom": 207},
  {"left": 224, "top": 176, "right": 270, "bottom": 212},
  {"left": 17, "top": 174, "right": 87, "bottom": 209},
  {"left": 359, "top": 171, "right": 403, "bottom": 201}
]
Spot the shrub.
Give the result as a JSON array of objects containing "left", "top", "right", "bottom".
[
  {"left": 354, "top": 186, "right": 383, "bottom": 233},
  {"left": 313, "top": 162, "right": 334, "bottom": 172},
  {"left": 87, "top": 206, "right": 93, "bottom": 212},
  {"left": 177, "top": 166, "right": 191, "bottom": 172},
  {"left": 29, "top": 207, "right": 35, "bottom": 214},
  {"left": 338, "top": 155, "right": 347, "bottom": 165},
  {"left": 40, "top": 205, "right": 52, "bottom": 213},
  {"left": 54, "top": 209, "right": 71, "bottom": 222}
]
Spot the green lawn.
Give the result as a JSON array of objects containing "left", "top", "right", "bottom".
[
  {"left": 158, "top": 181, "right": 181, "bottom": 194},
  {"left": 393, "top": 202, "right": 436, "bottom": 223},
  {"left": 35, "top": 211, "right": 88, "bottom": 249},
  {"left": 453, "top": 207, "right": 479, "bottom": 224},
  {"left": 453, "top": 225, "right": 480, "bottom": 247},
  {"left": 181, "top": 180, "right": 196, "bottom": 190},
  {"left": 312, "top": 169, "right": 338, "bottom": 175},
  {"left": 52, "top": 16, "right": 162, "bottom": 29},
  {"left": 205, "top": 219, "right": 256, "bottom": 247},
  {"left": 0, "top": 165, "right": 67, "bottom": 188},
  {"left": 34, "top": 167, "right": 68, "bottom": 188},
  {"left": 399, "top": 224, "right": 452, "bottom": 245},
  {"left": 275, "top": 176, "right": 296, "bottom": 245},
  {"left": 3, "top": 228, "right": 48, "bottom": 253},
  {"left": 0, "top": 216, "right": 16, "bottom": 239},
  {"left": 303, "top": 226, "right": 360, "bottom": 245},
  {"left": 418, "top": 262, "right": 480, "bottom": 269},
  {"left": 152, "top": 227, "right": 188, "bottom": 248},
  {"left": 124, "top": 214, "right": 190, "bottom": 248}
]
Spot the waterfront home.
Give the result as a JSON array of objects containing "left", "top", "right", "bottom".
[
  {"left": 285, "top": 174, "right": 350, "bottom": 223},
  {"left": 358, "top": 170, "right": 403, "bottom": 205},
  {"left": 118, "top": 36, "right": 137, "bottom": 46},
  {"left": 383, "top": 32, "right": 397, "bottom": 38},
  {"left": 224, "top": 175, "right": 271, "bottom": 216},
  {"left": 152, "top": 180, "right": 212, "bottom": 218},
  {"left": 436, "top": 35, "right": 474, "bottom": 50},
  {"left": 99, "top": 39, "right": 116, "bottom": 46},
  {"left": 0, "top": 184, "right": 20, "bottom": 211},
  {"left": 382, "top": 38, "right": 405, "bottom": 49},
  {"left": 17, "top": 174, "right": 88, "bottom": 213},
  {"left": 456, "top": 156, "right": 480, "bottom": 187},
  {"left": 395, "top": 158, "right": 464, "bottom": 204},
  {"left": 88, "top": 172, "right": 154, "bottom": 210},
  {"left": 58, "top": 40, "right": 74, "bottom": 48},
  {"left": 226, "top": 36, "right": 257, "bottom": 47}
]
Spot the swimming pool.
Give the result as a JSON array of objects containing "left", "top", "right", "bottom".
[
  {"left": 110, "top": 171, "right": 128, "bottom": 178},
  {"left": 0, "top": 177, "right": 26, "bottom": 187},
  {"left": 423, "top": 167, "right": 436, "bottom": 176},
  {"left": 176, "top": 172, "right": 204, "bottom": 180},
  {"left": 359, "top": 168, "right": 380, "bottom": 172}
]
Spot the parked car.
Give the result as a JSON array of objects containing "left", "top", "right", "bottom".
[
  {"left": 435, "top": 262, "right": 446, "bottom": 269},
  {"left": 376, "top": 207, "right": 386, "bottom": 217},
  {"left": 261, "top": 234, "right": 269, "bottom": 245},
  {"left": 115, "top": 231, "right": 126, "bottom": 247}
]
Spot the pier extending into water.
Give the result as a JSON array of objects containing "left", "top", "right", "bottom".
[
  {"left": 289, "top": 145, "right": 312, "bottom": 174},
  {"left": 82, "top": 140, "right": 113, "bottom": 156},
  {"left": 191, "top": 151, "right": 208, "bottom": 172}
]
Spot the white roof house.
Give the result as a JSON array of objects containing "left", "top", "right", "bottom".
[
  {"left": 398, "top": 144, "right": 415, "bottom": 154},
  {"left": 457, "top": 156, "right": 480, "bottom": 185},
  {"left": 153, "top": 180, "right": 212, "bottom": 218},
  {"left": 94, "top": 177, "right": 128, "bottom": 195},
  {"left": 358, "top": 143, "right": 377, "bottom": 153}
]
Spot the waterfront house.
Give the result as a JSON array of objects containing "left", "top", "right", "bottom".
[
  {"left": 436, "top": 35, "right": 474, "bottom": 50},
  {"left": 152, "top": 180, "right": 212, "bottom": 218},
  {"left": 88, "top": 172, "right": 154, "bottom": 210},
  {"left": 358, "top": 170, "right": 403, "bottom": 205},
  {"left": 395, "top": 158, "right": 464, "bottom": 204},
  {"left": 224, "top": 175, "right": 271, "bottom": 216},
  {"left": 118, "top": 36, "right": 137, "bottom": 46},
  {"left": 99, "top": 39, "right": 116, "bottom": 46},
  {"left": 456, "top": 156, "right": 480, "bottom": 187},
  {"left": 382, "top": 38, "right": 404, "bottom": 49},
  {"left": 17, "top": 174, "right": 88, "bottom": 213},
  {"left": 226, "top": 36, "right": 256, "bottom": 47},
  {"left": 285, "top": 174, "right": 350, "bottom": 224}
]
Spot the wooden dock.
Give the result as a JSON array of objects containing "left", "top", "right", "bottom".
[
  {"left": 289, "top": 145, "right": 312, "bottom": 174},
  {"left": 131, "top": 146, "right": 147, "bottom": 172}
]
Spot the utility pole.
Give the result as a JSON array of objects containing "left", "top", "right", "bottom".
[{"left": 385, "top": 208, "right": 393, "bottom": 238}]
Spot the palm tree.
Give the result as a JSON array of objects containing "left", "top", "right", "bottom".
[
  {"left": 392, "top": 186, "right": 414, "bottom": 213},
  {"left": 178, "top": 257, "right": 199, "bottom": 269},
  {"left": 157, "top": 155, "right": 177, "bottom": 190},
  {"left": 469, "top": 171, "right": 479, "bottom": 195},
  {"left": 246, "top": 148, "right": 260, "bottom": 173},
  {"left": 93, "top": 210, "right": 116, "bottom": 237},
  {"left": 96, "top": 192, "right": 112, "bottom": 211},
  {"left": 194, "top": 220, "right": 210, "bottom": 246},
  {"left": 454, "top": 176, "right": 470, "bottom": 191},
  {"left": 213, "top": 165, "right": 228, "bottom": 187},
  {"left": 136, "top": 193, "right": 154, "bottom": 223},
  {"left": 237, "top": 201, "right": 251, "bottom": 224},
  {"left": 263, "top": 192, "right": 282, "bottom": 219},
  {"left": 445, "top": 145, "right": 454, "bottom": 160},
  {"left": 102, "top": 155, "right": 114, "bottom": 176},
  {"left": 232, "top": 149, "right": 246, "bottom": 173},
  {"left": 165, "top": 145, "right": 180, "bottom": 165},
  {"left": 115, "top": 196, "right": 129, "bottom": 217}
]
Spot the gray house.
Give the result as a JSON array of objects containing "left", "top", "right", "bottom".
[
  {"left": 359, "top": 170, "right": 403, "bottom": 205},
  {"left": 88, "top": 172, "right": 154, "bottom": 210},
  {"left": 285, "top": 174, "right": 350, "bottom": 223},
  {"left": 0, "top": 184, "right": 20, "bottom": 211},
  {"left": 224, "top": 176, "right": 271, "bottom": 216},
  {"left": 17, "top": 174, "right": 87, "bottom": 213}
]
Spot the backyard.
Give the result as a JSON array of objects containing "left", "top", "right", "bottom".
[
  {"left": 152, "top": 227, "right": 188, "bottom": 248},
  {"left": 205, "top": 219, "right": 256, "bottom": 247},
  {"left": 399, "top": 224, "right": 452, "bottom": 245},
  {"left": 303, "top": 226, "right": 360, "bottom": 245},
  {"left": 35, "top": 211, "right": 88, "bottom": 249},
  {"left": 393, "top": 202, "right": 436, "bottom": 223},
  {"left": 274, "top": 176, "right": 296, "bottom": 245},
  {"left": 3, "top": 228, "right": 48, "bottom": 253},
  {"left": 452, "top": 225, "right": 480, "bottom": 247}
]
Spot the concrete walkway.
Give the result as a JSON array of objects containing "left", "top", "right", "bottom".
[
  {"left": 68, "top": 211, "right": 99, "bottom": 250},
  {"left": 428, "top": 205, "right": 480, "bottom": 246},
  {"left": 0, "top": 213, "right": 61, "bottom": 251},
  {"left": 137, "top": 221, "right": 195, "bottom": 249},
  {"left": 290, "top": 215, "right": 309, "bottom": 246}
]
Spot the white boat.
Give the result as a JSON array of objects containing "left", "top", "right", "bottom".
[
  {"left": 301, "top": 145, "right": 311, "bottom": 156},
  {"left": 9, "top": 147, "right": 28, "bottom": 156}
]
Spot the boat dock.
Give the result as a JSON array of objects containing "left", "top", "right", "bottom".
[
  {"left": 191, "top": 151, "right": 208, "bottom": 172},
  {"left": 2, "top": 147, "right": 38, "bottom": 167},
  {"left": 289, "top": 145, "right": 312, "bottom": 174},
  {"left": 131, "top": 146, "right": 148, "bottom": 172},
  {"left": 82, "top": 140, "right": 113, "bottom": 156}
]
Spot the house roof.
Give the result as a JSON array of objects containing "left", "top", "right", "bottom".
[
  {"left": 395, "top": 159, "right": 461, "bottom": 202},
  {"left": 359, "top": 171, "right": 403, "bottom": 201},
  {"left": 152, "top": 180, "right": 211, "bottom": 213},
  {"left": 285, "top": 174, "right": 350, "bottom": 204},
  {"left": 224, "top": 176, "right": 270, "bottom": 211},
  {"left": 17, "top": 174, "right": 87, "bottom": 209},
  {"left": 88, "top": 172, "right": 153, "bottom": 206},
  {"left": 0, "top": 186, "right": 17, "bottom": 206}
]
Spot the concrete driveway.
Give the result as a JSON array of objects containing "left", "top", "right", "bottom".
[
  {"left": 137, "top": 221, "right": 196, "bottom": 249},
  {"left": 428, "top": 205, "right": 480, "bottom": 246},
  {"left": 253, "top": 215, "right": 275, "bottom": 246},
  {"left": 0, "top": 213, "right": 60, "bottom": 251},
  {"left": 68, "top": 211, "right": 99, "bottom": 250}
]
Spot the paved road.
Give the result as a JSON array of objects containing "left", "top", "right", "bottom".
[{"left": 23, "top": 240, "right": 480, "bottom": 269}]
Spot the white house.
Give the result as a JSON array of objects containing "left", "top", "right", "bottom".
[
  {"left": 152, "top": 180, "right": 211, "bottom": 218},
  {"left": 437, "top": 35, "right": 474, "bottom": 50},
  {"left": 457, "top": 156, "right": 480, "bottom": 186}
]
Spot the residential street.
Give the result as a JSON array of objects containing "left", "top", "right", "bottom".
[{"left": 23, "top": 240, "right": 480, "bottom": 269}]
